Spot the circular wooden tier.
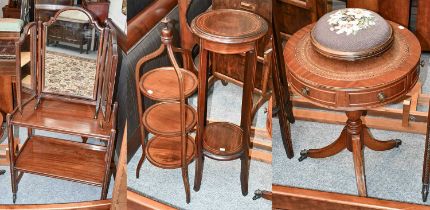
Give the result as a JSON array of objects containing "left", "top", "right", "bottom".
[
  {"left": 284, "top": 21, "right": 421, "bottom": 111},
  {"left": 146, "top": 135, "right": 195, "bottom": 169},
  {"left": 142, "top": 102, "right": 197, "bottom": 136},
  {"left": 191, "top": 9, "right": 268, "bottom": 54},
  {"left": 139, "top": 67, "right": 198, "bottom": 101},
  {"left": 203, "top": 122, "right": 244, "bottom": 160}
]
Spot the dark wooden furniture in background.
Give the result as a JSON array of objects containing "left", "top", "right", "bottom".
[
  {"left": 0, "top": 31, "right": 21, "bottom": 115},
  {"left": 47, "top": 19, "right": 91, "bottom": 53},
  {"left": 2, "top": 4, "right": 20, "bottom": 18},
  {"left": 7, "top": 8, "right": 118, "bottom": 203},
  {"left": 286, "top": 22, "right": 421, "bottom": 197},
  {"left": 82, "top": 0, "right": 109, "bottom": 24},
  {"left": 134, "top": 20, "right": 197, "bottom": 203},
  {"left": 272, "top": 0, "right": 296, "bottom": 158},
  {"left": 125, "top": 0, "right": 176, "bottom": 52},
  {"left": 416, "top": 0, "right": 430, "bottom": 51},
  {"left": 191, "top": 9, "right": 268, "bottom": 196},
  {"left": 277, "top": 0, "right": 327, "bottom": 38},
  {"left": 346, "top": 0, "right": 430, "bottom": 52},
  {"left": 347, "top": 0, "right": 411, "bottom": 27},
  {"left": 210, "top": 0, "right": 273, "bottom": 120},
  {"left": 34, "top": 0, "right": 73, "bottom": 22}
]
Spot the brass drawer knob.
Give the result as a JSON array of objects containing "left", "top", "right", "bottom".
[
  {"left": 377, "top": 92, "right": 386, "bottom": 102},
  {"left": 301, "top": 87, "right": 310, "bottom": 96}
]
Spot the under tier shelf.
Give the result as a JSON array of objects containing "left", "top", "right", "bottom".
[
  {"left": 15, "top": 135, "right": 107, "bottom": 186},
  {"left": 203, "top": 122, "right": 244, "bottom": 160}
]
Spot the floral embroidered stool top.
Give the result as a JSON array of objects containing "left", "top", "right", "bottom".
[{"left": 311, "top": 8, "right": 394, "bottom": 61}]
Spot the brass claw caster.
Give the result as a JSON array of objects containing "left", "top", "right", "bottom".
[
  {"left": 298, "top": 150, "right": 308, "bottom": 162},
  {"left": 423, "top": 184, "right": 429, "bottom": 202},
  {"left": 394, "top": 139, "right": 402, "bottom": 148}
]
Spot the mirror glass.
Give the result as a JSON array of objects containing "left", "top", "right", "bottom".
[{"left": 43, "top": 9, "right": 100, "bottom": 100}]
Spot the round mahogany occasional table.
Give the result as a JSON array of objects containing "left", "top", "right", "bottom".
[{"left": 284, "top": 22, "right": 421, "bottom": 197}]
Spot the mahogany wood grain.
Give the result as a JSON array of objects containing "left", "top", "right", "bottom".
[
  {"left": 203, "top": 122, "right": 243, "bottom": 160},
  {"left": 347, "top": 0, "right": 411, "bottom": 27},
  {"left": 273, "top": 185, "right": 430, "bottom": 210},
  {"left": 273, "top": 0, "right": 295, "bottom": 159},
  {"left": 288, "top": 21, "right": 419, "bottom": 197},
  {"left": 191, "top": 8, "right": 268, "bottom": 196},
  {"left": 11, "top": 99, "right": 112, "bottom": 139},
  {"left": 139, "top": 67, "right": 198, "bottom": 101},
  {"left": 15, "top": 135, "right": 107, "bottom": 185},
  {"left": 416, "top": 0, "right": 430, "bottom": 51},
  {"left": 285, "top": 22, "right": 421, "bottom": 111},
  {"left": 7, "top": 10, "right": 119, "bottom": 202},
  {"left": 2, "top": 5, "right": 20, "bottom": 18},
  {"left": 82, "top": 0, "right": 110, "bottom": 24},
  {"left": 135, "top": 21, "right": 195, "bottom": 203},
  {"left": 111, "top": 124, "right": 127, "bottom": 210},
  {"left": 142, "top": 102, "right": 197, "bottom": 136},
  {"left": 277, "top": 0, "right": 327, "bottom": 35},
  {"left": 126, "top": 0, "right": 177, "bottom": 52},
  {"left": 0, "top": 200, "right": 112, "bottom": 209},
  {"left": 204, "top": 1, "right": 273, "bottom": 121},
  {"left": 127, "top": 190, "right": 177, "bottom": 210},
  {"left": 146, "top": 135, "right": 195, "bottom": 169},
  {"left": 0, "top": 76, "right": 13, "bottom": 115},
  {"left": 0, "top": 114, "right": 3, "bottom": 138}
]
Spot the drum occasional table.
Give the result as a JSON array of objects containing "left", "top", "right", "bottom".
[{"left": 285, "top": 22, "right": 421, "bottom": 196}]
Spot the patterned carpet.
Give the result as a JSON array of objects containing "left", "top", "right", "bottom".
[{"left": 44, "top": 51, "right": 97, "bottom": 99}]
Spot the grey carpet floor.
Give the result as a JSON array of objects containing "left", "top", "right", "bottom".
[
  {"left": 127, "top": 81, "right": 271, "bottom": 210},
  {"left": 273, "top": 118, "right": 430, "bottom": 205},
  {"left": 0, "top": 128, "right": 113, "bottom": 204}
]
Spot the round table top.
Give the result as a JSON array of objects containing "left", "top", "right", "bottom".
[
  {"left": 191, "top": 9, "right": 268, "bottom": 44},
  {"left": 284, "top": 21, "right": 421, "bottom": 111}
]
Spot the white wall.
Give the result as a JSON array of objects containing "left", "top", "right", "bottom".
[
  {"left": 0, "top": 0, "right": 8, "bottom": 17},
  {"left": 108, "top": 0, "right": 127, "bottom": 34}
]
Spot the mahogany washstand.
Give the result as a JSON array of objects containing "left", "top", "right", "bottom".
[{"left": 285, "top": 22, "right": 421, "bottom": 196}]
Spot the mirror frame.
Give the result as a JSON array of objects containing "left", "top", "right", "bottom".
[{"left": 38, "top": 7, "right": 106, "bottom": 104}]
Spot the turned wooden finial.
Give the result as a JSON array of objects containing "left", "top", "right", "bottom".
[{"left": 160, "top": 18, "right": 173, "bottom": 45}]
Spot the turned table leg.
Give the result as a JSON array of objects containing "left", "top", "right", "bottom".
[{"left": 346, "top": 111, "right": 367, "bottom": 196}]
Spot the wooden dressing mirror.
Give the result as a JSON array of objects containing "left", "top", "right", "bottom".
[{"left": 40, "top": 7, "right": 104, "bottom": 102}]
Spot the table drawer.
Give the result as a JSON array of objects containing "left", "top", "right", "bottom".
[{"left": 347, "top": 66, "right": 419, "bottom": 107}]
